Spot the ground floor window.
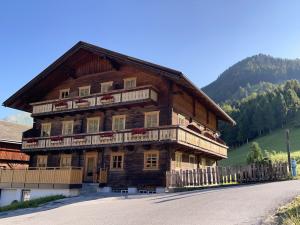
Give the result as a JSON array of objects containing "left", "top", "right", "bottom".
[
  {"left": 110, "top": 152, "right": 124, "bottom": 170},
  {"left": 175, "top": 152, "right": 182, "bottom": 168},
  {"left": 189, "top": 154, "right": 196, "bottom": 169},
  {"left": 37, "top": 155, "right": 48, "bottom": 167},
  {"left": 60, "top": 154, "right": 72, "bottom": 168},
  {"left": 144, "top": 150, "right": 159, "bottom": 170}
]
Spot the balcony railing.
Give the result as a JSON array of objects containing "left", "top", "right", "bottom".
[
  {"left": 22, "top": 126, "right": 228, "bottom": 158},
  {"left": 0, "top": 167, "right": 83, "bottom": 188},
  {"left": 31, "top": 85, "right": 158, "bottom": 115}
]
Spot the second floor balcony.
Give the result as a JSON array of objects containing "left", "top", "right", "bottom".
[
  {"left": 31, "top": 85, "right": 158, "bottom": 116},
  {"left": 22, "top": 126, "right": 228, "bottom": 158}
]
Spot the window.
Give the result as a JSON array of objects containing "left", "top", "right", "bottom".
[
  {"left": 110, "top": 152, "right": 124, "bottom": 170},
  {"left": 37, "top": 155, "right": 48, "bottom": 167},
  {"left": 41, "top": 123, "right": 51, "bottom": 137},
  {"left": 101, "top": 81, "right": 113, "bottom": 93},
  {"left": 62, "top": 121, "right": 73, "bottom": 135},
  {"left": 144, "top": 111, "right": 159, "bottom": 128},
  {"left": 79, "top": 86, "right": 90, "bottom": 97},
  {"left": 144, "top": 150, "right": 159, "bottom": 170},
  {"left": 60, "top": 89, "right": 70, "bottom": 99},
  {"left": 175, "top": 152, "right": 182, "bottom": 168},
  {"left": 87, "top": 117, "right": 100, "bottom": 133},
  {"left": 178, "top": 114, "right": 186, "bottom": 126},
  {"left": 112, "top": 115, "right": 126, "bottom": 131},
  {"left": 60, "top": 154, "right": 72, "bottom": 168},
  {"left": 189, "top": 155, "right": 196, "bottom": 169},
  {"left": 124, "top": 77, "right": 136, "bottom": 89}
]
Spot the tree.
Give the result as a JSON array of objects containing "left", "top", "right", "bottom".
[{"left": 246, "top": 142, "right": 263, "bottom": 164}]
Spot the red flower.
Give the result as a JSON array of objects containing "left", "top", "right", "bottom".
[
  {"left": 51, "top": 136, "right": 63, "bottom": 141},
  {"left": 55, "top": 101, "right": 68, "bottom": 107},
  {"left": 75, "top": 98, "right": 89, "bottom": 104},
  {"left": 131, "top": 128, "right": 147, "bottom": 135},
  {"left": 74, "top": 135, "right": 86, "bottom": 140},
  {"left": 27, "top": 138, "right": 38, "bottom": 143},
  {"left": 100, "top": 132, "right": 114, "bottom": 137},
  {"left": 101, "top": 95, "right": 114, "bottom": 101}
]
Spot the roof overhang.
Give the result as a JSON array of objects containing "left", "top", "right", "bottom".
[{"left": 3, "top": 41, "right": 236, "bottom": 125}]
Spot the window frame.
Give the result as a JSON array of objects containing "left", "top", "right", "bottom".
[
  {"left": 144, "top": 150, "right": 159, "bottom": 170},
  {"left": 110, "top": 152, "right": 124, "bottom": 171},
  {"left": 41, "top": 123, "right": 51, "bottom": 137},
  {"left": 123, "top": 77, "right": 137, "bottom": 89},
  {"left": 189, "top": 154, "right": 196, "bottom": 169},
  {"left": 175, "top": 152, "right": 182, "bottom": 169},
  {"left": 100, "top": 81, "right": 113, "bottom": 93},
  {"left": 62, "top": 120, "right": 74, "bottom": 135},
  {"left": 37, "top": 155, "right": 48, "bottom": 168},
  {"left": 144, "top": 111, "right": 160, "bottom": 128},
  {"left": 60, "top": 154, "right": 72, "bottom": 168},
  {"left": 59, "top": 89, "right": 70, "bottom": 99},
  {"left": 78, "top": 86, "right": 91, "bottom": 97},
  {"left": 86, "top": 117, "right": 100, "bottom": 134},
  {"left": 112, "top": 115, "right": 126, "bottom": 131},
  {"left": 178, "top": 114, "right": 186, "bottom": 126}
]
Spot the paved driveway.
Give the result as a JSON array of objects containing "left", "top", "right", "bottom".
[{"left": 0, "top": 180, "right": 300, "bottom": 225}]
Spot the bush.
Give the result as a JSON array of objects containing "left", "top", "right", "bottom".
[
  {"left": 247, "top": 142, "right": 264, "bottom": 164},
  {"left": 0, "top": 195, "right": 65, "bottom": 212}
]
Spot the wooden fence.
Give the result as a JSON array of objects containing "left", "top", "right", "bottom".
[{"left": 166, "top": 163, "right": 289, "bottom": 189}]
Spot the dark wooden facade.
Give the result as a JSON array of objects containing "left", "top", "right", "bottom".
[{"left": 4, "top": 41, "right": 235, "bottom": 189}]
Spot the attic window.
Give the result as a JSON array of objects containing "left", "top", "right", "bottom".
[
  {"left": 60, "top": 89, "right": 70, "bottom": 99},
  {"left": 124, "top": 77, "right": 136, "bottom": 89},
  {"left": 101, "top": 81, "right": 113, "bottom": 93},
  {"left": 79, "top": 86, "right": 90, "bottom": 97}
]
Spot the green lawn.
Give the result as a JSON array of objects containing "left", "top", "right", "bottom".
[{"left": 220, "top": 127, "right": 300, "bottom": 166}]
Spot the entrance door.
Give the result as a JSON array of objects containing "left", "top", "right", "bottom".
[{"left": 84, "top": 152, "right": 98, "bottom": 182}]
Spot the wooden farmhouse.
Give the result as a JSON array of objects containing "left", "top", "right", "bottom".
[
  {"left": 0, "top": 121, "right": 29, "bottom": 169},
  {"left": 2, "top": 41, "right": 235, "bottom": 199}
]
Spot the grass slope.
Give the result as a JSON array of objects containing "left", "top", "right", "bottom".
[{"left": 220, "top": 127, "right": 300, "bottom": 166}]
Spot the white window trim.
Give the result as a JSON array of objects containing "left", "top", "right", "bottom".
[
  {"left": 59, "top": 88, "right": 70, "bottom": 99},
  {"left": 62, "top": 120, "right": 74, "bottom": 135},
  {"left": 37, "top": 155, "right": 48, "bottom": 167},
  {"left": 178, "top": 113, "right": 186, "bottom": 126},
  {"left": 100, "top": 81, "right": 113, "bottom": 93},
  {"left": 144, "top": 150, "right": 159, "bottom": 170},
  {"left": 112, "top": 115, "right": 126, "bottom": 131},
  {"left": 175, "top": 152, "right": 182, "bottom": 169},
  {"left": 87, "top": 117, "right": 100, "bottom": 133},
  {"left": 144, "top": 111, "right": 160, "bottom": 128},
  {"left": 41, "top": 123, "right": 51, "bottom": 137},
  {"left": 110, "top": 152, "right": 124, "bottom": 170},
  {"left": 189, "top": 155, "right": 196, "bottom": 169},
  {"left": 78, "top": 86, "right": 91, "bottom": 97},
  {"left": 123, "top": 77, "right": 136, "bottom": 89},
  {"left": 60, "top": 154, "right": 72, "bottom": 168}
]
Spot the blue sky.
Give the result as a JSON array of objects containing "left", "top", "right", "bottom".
[{"left": 1, "top": 0, "right": 300, "bottom": 122}]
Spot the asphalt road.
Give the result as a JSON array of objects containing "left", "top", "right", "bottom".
[{"left": 0, "top": 180, "right": 299, "bottom": 225}]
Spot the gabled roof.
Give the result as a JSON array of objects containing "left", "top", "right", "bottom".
[
  {"left": 3, "top": 41, "right": 235, "bottom": 125},
  {"left": 0, "top": 121, "right": 31, "bottom": 144}
]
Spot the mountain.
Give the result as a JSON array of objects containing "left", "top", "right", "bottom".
[{"left": 203, "top": 54, "right": 300, "bottom": 103}]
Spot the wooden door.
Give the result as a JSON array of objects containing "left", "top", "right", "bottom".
[{"left": 84, "top": 152, "right": 98, "bottom": 183}]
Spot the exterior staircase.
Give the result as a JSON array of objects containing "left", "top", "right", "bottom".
[{"left": 80, "top": 183, "right": 99, "bottom": 195}]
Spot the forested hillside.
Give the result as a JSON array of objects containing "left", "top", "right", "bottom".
[
  {"left": 219, "top": 80, "right": 300, "bottom": 147},
  {"left": 203, "top": 54, "right": 300, "bottom": 103}
]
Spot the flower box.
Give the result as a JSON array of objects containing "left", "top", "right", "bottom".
[
  {"left": 100, "top": 132, "right": 114, "bottom": 138},
  {"left": 50, "top": 136, "right": 63, "bottom": 143},
  {"left": 54, "top": 101, "right": 68, "bottom": 110},
  {"left": 27, "top": 138, "right": 38, "bottom": 144},
  {"left": 75, "top": 99, "right": 90, "bottom": 108},
  {"left": 73, "top": 135, "right": 86, "bottom": 142},
  {"left": 100, "top": 95, "right": 115, "bottom": 104},
  {"left": 131, "top": 128, "right": 147, "bottom": 135}
]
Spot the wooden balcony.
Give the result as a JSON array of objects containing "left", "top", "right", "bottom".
[
  {"left": 0, "top": 167, "right": 83, "bottom": 189},
  {"left": 22, "top": 126, "right": 228, "bottom": 158},
  {"left": 31, "top": 85, "right": 158, "bottom": 115}
]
